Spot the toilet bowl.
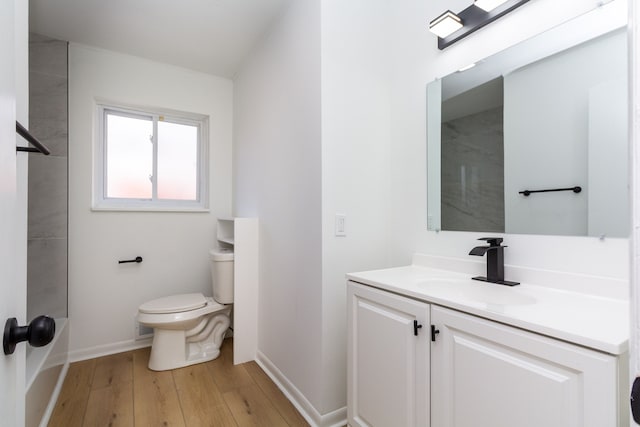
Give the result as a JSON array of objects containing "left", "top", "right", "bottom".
[{"left": 137, "top": 248, "right": 234, "bottom": 371}]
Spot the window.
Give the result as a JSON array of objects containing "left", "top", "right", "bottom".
[{"left": 94, "top": 104, "right": 208, "bottom": 211}]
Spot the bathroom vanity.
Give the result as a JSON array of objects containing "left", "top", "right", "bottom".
[{"left": 346, "top": 256, "right": 628, "bottom": 427}]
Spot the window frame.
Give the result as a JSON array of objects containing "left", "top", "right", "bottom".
[{"left": 93, "top": 102, "right": 209, "bottom": 212}]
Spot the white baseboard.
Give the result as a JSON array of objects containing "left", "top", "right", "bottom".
[
  {"left": 255, "top": 350, "right": 347, "bottom": 427},
  {"left": 38, "top": 360, "right": 69, "bottom": 427},
  {"left": 69, "top": 338, "right": 152, "bottom": 363}
]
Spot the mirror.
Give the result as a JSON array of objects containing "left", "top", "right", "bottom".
[{"left": 427, "top": 3, "right": 628, "bottom": 237}]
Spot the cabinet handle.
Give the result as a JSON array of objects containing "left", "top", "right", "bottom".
[
  {"left": 431, "top": 325, "right": 440, "bottom": 342},
  {"left": 413, "top": 320, "right": 423, "bottom": 336}
]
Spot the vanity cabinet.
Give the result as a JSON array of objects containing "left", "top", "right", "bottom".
[
  {"left": 347, "top": 281, "right": 430, "bottom": 427},
  {"left": 430, "top": 306, "right": 622, "bottom": 427},
  {"left": 347, "top": 280, "right": 627, "bottom": 427}
]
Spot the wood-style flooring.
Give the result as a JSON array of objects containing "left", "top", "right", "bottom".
[{"left": 48, "top": 338, "right": 309, "bottom": 427}]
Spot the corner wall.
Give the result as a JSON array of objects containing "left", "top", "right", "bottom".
[
  {"left": 68, "top": 45, "right": 233, "bottom": 357},
  {"left": 234, "top": 0, "right": 395, "bottom": 420},
  {"left": 233, "top": 0, "right": 324, "bottom": 414}
]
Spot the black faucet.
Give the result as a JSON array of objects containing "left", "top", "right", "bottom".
[{"left": 468, "top": 237, "right": 519, "bottom": 286}]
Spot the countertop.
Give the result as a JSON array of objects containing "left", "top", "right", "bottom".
[{"left": 347, "top": 264, "right": 629, "bottom": 355}]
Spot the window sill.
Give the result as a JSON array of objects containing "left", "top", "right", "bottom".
[{"left": 91, "top": 204, "right": 210, "bottom": 213}]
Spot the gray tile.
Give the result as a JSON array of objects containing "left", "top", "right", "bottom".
[
  {"left": 29, "top": 72, "right": 67, "bottom": 126},
  {"left": 28, "top": 155, "right": 67, "bottom": 239},
  {"left": 28, "top": 33, "right": 68, "bottom": 157},
  {"left": 26, "top": 117, "right": 67, "bottom": 157},
  {"left": 27, "top": 238, "right": 67, "bottom": 320},
  {"left": 441, "top": 107, "right": 505, "bottom": 232},
  {"left": 29, "top": 33, "right": 68, "bottom": 78}
]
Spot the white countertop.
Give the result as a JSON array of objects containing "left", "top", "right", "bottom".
[{"left": 346, "top": 264, "right": 629, "bottom": 355}]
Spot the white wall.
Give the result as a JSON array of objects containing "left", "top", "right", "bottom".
[
  {"left": 234, "top": 0, "right": 396, "bottom": 419},
  {"left": 319, "top": 0, "right": 393, "bottom": 414},
  {"left": 503, "top": 29, "right": 626, "bottom": 236},
  {"left": 68, "top": 45, "right": 233, "bottom": 356},
  {"left": 588, "top": 77, "right": 629, "bottom": 238},
  {"left": 388, "top": 0, "right": 629, "bottom": 282},
  {"left": 233, "top": 0, "right": 325, "bottom": 413}
]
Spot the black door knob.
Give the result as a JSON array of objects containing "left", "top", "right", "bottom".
[{"left": 3, "top": 315, "right": 55, "bottom": 355}]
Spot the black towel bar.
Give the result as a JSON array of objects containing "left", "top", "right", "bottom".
[
  {"left": 519, "top": 186, "right": 582, "bottom": 197},
  {"left": 118, "top": 256, "right": 143, "bottom": 264},
  {"left": 16, "top": 121, "right": 51, "bottom": 155}
]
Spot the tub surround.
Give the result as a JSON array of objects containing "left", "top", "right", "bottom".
[
  {"left": 27, "top": 32, "right": 68, "bottom": 322},
  {"left": 347, "top": 253, "right": 628, "bottom": 355}
]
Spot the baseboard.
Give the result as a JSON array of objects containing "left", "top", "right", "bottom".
[
  {"left": 69, "top": 338, "right": 152, "bottom": 363},
  {"left": 38, "top": 360, "right": 69, "bottom": 427},
  {"left": 255, "top": 350, "right": 347, "bottom": 427}
]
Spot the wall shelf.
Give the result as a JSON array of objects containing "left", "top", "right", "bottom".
[
  {"left": 217, "top": 237, "right": 235, "bottom": 245},
  {"left": 216, "top": 217, "right": 258, "bottom": 365},
  {"left": 217, "top": 219, "right": 235, "bottom": 248}
]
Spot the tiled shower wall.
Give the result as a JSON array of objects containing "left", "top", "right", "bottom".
[
  {"left": 441, "top": 107, "right": 505, "bottom": 233},
  {"left": 27, "top": 33, "right": 68, "bottom": 321}
]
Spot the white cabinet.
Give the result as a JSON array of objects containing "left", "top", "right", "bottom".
[
  {"left": 431, "top": 305, "right": 624, "bottom": 427},
  {"left": 347, "top": 281, "right": 430, "bottom": 427},
  {"left": 347, "top": 282, "right": 627, "bottom": 427}
]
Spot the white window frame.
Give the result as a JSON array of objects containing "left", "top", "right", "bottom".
[{"left": 93, "top": 102, "right": 209, "bottom": 212}]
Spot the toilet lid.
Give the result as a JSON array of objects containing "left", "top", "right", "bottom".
[{"left": 139, "top": 293, "right": 207, "bottom": 314}]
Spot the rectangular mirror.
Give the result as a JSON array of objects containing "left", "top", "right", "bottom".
[{"left": 427, "top": 3, "right": 628, "bottom": 237}]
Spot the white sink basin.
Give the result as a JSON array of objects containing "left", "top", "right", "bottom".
[{"left": 415, "top": 278, "right": 536, "bottom": 306}]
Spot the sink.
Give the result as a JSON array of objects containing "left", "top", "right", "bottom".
[{"left": 415, "top": 278, "right": 536, "bottom": 306}]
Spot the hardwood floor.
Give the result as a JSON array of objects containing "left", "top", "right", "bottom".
[{"left": 49, "top": 338, "right": 309, "bottom": 427}]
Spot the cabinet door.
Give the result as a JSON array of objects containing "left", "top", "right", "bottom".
[
  {"left": 347, "top": 281, "right": 430, "bottom": 427},
  {"left": 431, "top": 306, "right": 620, "bottom": 427}
]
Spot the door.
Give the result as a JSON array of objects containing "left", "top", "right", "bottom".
[
  {"left": 1, "top": 1, "right": 26, "bottom": 426},
  {"left": 347, "top": 281, "right": 430, "bottom": 427},
  {"left": 431, "top": 306, "right": 620, "bottom": 427},
  {"left": 630, "top": 1, "right": 640, "bottom": 425}
]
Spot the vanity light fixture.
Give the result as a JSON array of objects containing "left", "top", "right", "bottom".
[
  {"left": 429, "top": 11, "right": 463, "bottom": 39},
  {"left": 474, "top": 0, "right": 510, "bottom": 12},
  {"left": 457, "top": 62, "right": 477, "bottom": 72},
  {"left": 431, "top": 0, "right": 530, "bottom": 50}
]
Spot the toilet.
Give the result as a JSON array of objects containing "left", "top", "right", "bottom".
[{"left": 137, "top": 248, "right": 234, "bottom": 371}]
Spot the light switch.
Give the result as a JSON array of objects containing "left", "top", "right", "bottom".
[{"left": 335, "top": 214, "right": 346, "bottom": 237}]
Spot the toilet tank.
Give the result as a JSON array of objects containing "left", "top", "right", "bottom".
[{"left": 210, "top": 248, "right": 234, "bottom": 304}]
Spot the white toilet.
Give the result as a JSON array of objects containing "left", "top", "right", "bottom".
[{"left": 137, "top": 248, "right": 234, "bottom": 371}]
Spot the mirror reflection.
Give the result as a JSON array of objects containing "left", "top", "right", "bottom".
[{"left": 427, "top": 12, "right": 628, "bottom": 238}]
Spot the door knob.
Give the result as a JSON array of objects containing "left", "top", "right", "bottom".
[{"left": 3, "top": 316, "right": 55, "bottom": 355}]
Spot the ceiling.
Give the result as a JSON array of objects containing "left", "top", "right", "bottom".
[{"left": 29, "top": 0, "right": 292, "bottom": 78}]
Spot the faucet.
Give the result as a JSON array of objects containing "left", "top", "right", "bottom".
[{"left": 468, "top": 237, "right": 519, "bottom": 286}]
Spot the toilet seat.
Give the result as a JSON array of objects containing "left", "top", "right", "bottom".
[
  {"left": 137, "top": 295, "right": 231, "bottom": 371},
  {"left": 139, "top": 293, "right": 207, "bottom": 314},
  {"left": 137, "top": 295, "right": 228, "bottom": 330}
]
